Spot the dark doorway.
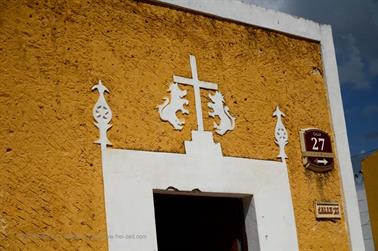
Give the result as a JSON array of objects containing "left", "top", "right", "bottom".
[{"left": 153, "top": 191, "right": 249, "bottom": 251}]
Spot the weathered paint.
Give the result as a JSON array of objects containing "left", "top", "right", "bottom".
[{"left": 0, "top": 0, "right": 350, "bottom": 250}]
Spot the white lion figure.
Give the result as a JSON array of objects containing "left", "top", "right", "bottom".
[
  {"left": 157, "top": 82, "right": 189, "bottom": 130},
  {"left": 208, "top": 91, "right": 235, "bottom": 135}
]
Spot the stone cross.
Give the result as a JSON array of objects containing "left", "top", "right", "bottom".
[{"left": 173, "top": 55, "right": 218, "bottom": 131}]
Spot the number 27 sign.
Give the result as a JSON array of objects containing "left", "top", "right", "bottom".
[{"left": 300, "top": 129, "right": 334, "bottom": 172}]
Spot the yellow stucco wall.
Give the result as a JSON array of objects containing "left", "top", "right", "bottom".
[
  {"left": 363, "top": 151, "right": 378, "bottom": 250},
  {"left": 0, "top": 0, "right": 350, "bottom": 250}
]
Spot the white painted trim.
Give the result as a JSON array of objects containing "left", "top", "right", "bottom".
[
  {"left": 149, "top": 0, "right": 322, "bottom": 41},
  {"left": 102, "top": 131, "right": 299, "bottom": 251},
  {"left": 144, "top": 1, "right": 365, "bottom": 250},
  {"left": 320, "top": 25, "right": 365, "bottom": 251},
  {"left": 87, "top": 1, "right": 365, "bottom": 250},
  {"left": 145, "top": 1, "right": 365, "bottom": 249}
]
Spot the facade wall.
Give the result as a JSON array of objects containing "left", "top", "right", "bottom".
[
  {"left": 0, "top": 0, "right": 350, "bottom": 250},
  {"left": 363, "top": 151, "right": 378, "bottom": 250}
]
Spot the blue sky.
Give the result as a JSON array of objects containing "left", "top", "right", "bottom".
[{"left": 243, "top": 0, "right": 378, "bottom": 156}]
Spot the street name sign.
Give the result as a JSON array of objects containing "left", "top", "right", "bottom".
[{"left": 315, "top": 202, "right": 341, "bottom": 219}]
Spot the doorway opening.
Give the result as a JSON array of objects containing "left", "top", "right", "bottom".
[{"left": 153, "top": 190, "right": 252, "bottom": 251}]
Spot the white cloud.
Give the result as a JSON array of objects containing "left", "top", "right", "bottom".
[
  {"left": 367, "top": 0, "right": 378, "bottom": 28},
  {"left": 338, "top": 34, "right": 371, "bottom": 89},
  {"left": 368, "top": 59, "right": 378, "bottom": 76},
  {"left": 241, "top": 0, "right": 378, "bottom": 90}
]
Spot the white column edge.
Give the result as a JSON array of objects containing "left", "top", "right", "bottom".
[
  {"left": 148, "top": 0, "right": 322, "bottom": 41},
  {"left": 320, "top": 24, "right": 365, "bottom": 251}
]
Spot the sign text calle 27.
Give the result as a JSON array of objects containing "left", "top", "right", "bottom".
[{"left": 315, "top": 202, "right": 341, "bottom": 219}]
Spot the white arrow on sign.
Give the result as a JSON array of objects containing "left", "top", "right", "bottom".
[{"left": 316, "top": 158, "right": 328, "bottom": 165}]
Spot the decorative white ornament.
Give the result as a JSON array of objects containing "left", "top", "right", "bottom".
[
  {"left": 157, "top": 82, "right": 189, "bottom": 130},
  {"left": 273, "top": 106, "right": 288, "bottom": 162},
  {"left": 157, "top": 55, "right": 236, "bottom": 135},
  {"left": 172, "top": 55, "right": 218, "bottom": 131},
  {"left": 208, "top": 91, "right": 236, "bottom": 135},
  {"left": 92, "top": 80, "right": 112, "bottom": 150}
]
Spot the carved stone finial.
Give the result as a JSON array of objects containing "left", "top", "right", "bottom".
[
  {"left": 273, "top": 106, "right": 288, "bottom": 162},
  {"left": 92, "top": 80, "right": 112, "bottom": 151}
]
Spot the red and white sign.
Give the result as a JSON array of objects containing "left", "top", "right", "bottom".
[{"left": 300, "top": 129, "right": 334, "bottom": 172}]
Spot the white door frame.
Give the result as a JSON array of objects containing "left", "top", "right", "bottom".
[{"left": 102, "top": 131, "right": 298, "bottom": 251}]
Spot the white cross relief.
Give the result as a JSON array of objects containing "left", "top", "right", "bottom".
[{"left": 174, "top": 55, "right": 218, "bottom": 131}]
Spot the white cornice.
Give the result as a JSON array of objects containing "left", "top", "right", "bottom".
[{"left": 149, "top": 0, "right": 322, "bottom": 41}]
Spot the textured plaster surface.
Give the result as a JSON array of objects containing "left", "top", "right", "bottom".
[
  {"left": 0, "top": 0, "right": 349, "bottom": 250},
  {"left": 362, "top": 152, "right": 378, "bottom": 250}
]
